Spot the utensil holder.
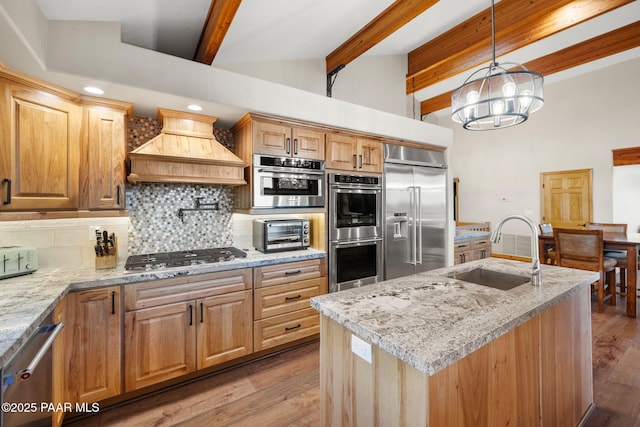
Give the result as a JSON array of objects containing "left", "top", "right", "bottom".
[{"left": 95, "top": 237, "right": 118, "bottom": 270}]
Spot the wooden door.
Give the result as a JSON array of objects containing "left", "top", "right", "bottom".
[
  {"left": 541, "top": 169, "right": 593, "bottom": 228},
  {"left": 252, "top": 121, "right": 291, "bottom": 156},
  {"left": 64, "top": 287, "right": 121, "bottom": 403},
  {"left": 197, "top": 290, "right": 252, "bottom": 369},
  {"left": 356, "top": 138, "right": 383, "bottom": 173},
  {"left": 124, "top": 301, "right": 196, "bottom": 391},
  {"left": 84, "top": 108, "right": 126, "bottom": 209},
  {"left": 0, "top": 86, "right": 81, "bottom": 210},
  {"left": 325, "top": 133, "right": 356, "bottom": 170},
  {"left": 291, "top": 127, "right": 325, "bottom": 160}
]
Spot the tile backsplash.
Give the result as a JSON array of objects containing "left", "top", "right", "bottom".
[
  {"left": 126, "top": 183, "right": 234, "bottom": 254},
  {"left": 0, "top": 217, "right": 129, "bottom": 269}
]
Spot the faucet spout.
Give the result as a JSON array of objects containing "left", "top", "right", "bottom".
[{"left": 490, "top": 214, "right": 541, "bottom": 286}]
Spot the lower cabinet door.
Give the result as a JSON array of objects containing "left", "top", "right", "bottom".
[
  {"left": 197, "top": 290, "right": 253, "bottom": 369},
  {"left": 124, "top": 301, "right": 196, "bottom": 391},
  {"left": 64, "top": 287, "right": 121, "bottom": 403}
]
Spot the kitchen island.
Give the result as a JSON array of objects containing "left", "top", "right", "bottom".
[{"left": 311, "top": 258, "right": 599, "bottom": 427}]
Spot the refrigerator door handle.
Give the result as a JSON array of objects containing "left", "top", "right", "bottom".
[
  {"left": 416, "top": 186, "right": 422, "bottom": 264},
  {"left": 409, "top": 186, "right": 416, "bottom": 265}
]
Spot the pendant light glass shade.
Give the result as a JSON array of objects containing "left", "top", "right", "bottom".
[
  {"left": 451, "top": 63, "right": 544, "bottom": 130},
  {"left": 450, "top": 0, "right": 544, "bottom": 130}
]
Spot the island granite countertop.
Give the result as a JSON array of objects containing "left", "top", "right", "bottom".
[
  {"left": 0, "top": 248, "right": 326, "bottom": 367},
  {"left": 310, "top": 257, "right": 598, "bottom": 375}
]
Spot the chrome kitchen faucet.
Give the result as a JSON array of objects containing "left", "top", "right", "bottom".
[{"left": 490, "top": 214, "right": 541, "bottom": 286}]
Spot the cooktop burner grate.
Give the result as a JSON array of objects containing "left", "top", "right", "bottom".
[{"left": 124, "top": 247, "right": 247, "bottom": 270}]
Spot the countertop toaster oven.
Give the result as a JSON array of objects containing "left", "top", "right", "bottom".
[{"left": 253, "top": 219, "right": 310, "bottom": 253}]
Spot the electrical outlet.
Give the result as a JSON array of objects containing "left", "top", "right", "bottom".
[{"left": 89, "top": 227, "right": 101, "bottom": 240}]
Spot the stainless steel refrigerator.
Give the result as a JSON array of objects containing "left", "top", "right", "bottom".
[{"left": 383, "top": 144, "right": 447, "bottom": 280}]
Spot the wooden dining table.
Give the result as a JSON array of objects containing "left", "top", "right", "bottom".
[{"left": 539, "top": 232, "right": 640, "bottom": 318}]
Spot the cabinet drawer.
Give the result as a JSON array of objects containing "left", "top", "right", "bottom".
[
  {"left": 125, "top": 269, "right": 252, "bottom": 311},
  {"left": 472, "top": 239, "right": 491, "bottom": 249},
  {"left": 254, "top": 258, "right": 325, "bottom": 288},
  {"left": 254, "top": 308, "right": 319, "bottom": 351},
  {"left": 454, "top": 242, "right": 470, "bottom": 253},
  {"left": 254, "top": 277, "right": 323, "bottom": 319}
]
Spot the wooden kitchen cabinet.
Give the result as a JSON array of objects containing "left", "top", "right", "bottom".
[
  {"left": 0, "top": 80, "right": 81, "bottom": 211},
  {"left": 325, "top": 133, "right": 382, "bottom": 173},
  {"left": 252, "top": 120, "right": 325, "bottom": 160},
  {"left": 253, "top": 258, "right": 326, "bottom": 351},
  {"left": 124, "top": 269, "right": 253, "bottom": 391},
  {"left": 454, "top": 236, "right": 492, "bottom": 264},
  {"left": 80, "top": 99, "right": 132, "bottom": 210},
  {"left": 0, "top": 65, "right": 131, "bottom": 215},
  {"left": 63, "top": 286, "right": 122, "bottom": 403}
]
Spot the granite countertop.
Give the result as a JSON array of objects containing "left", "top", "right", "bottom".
[
  {"left": 453, "top": 230, "right": 492, "bottom": 241},
  {"left": 0, "top": 248, "right": 325, "bottom": 367},
  {"left": 311, "top": 258, "right": 598, "bottom": 375}
]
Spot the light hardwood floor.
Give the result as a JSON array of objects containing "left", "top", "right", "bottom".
[{"left": 66, "top": 297, "right": 639, "bottom": 426}]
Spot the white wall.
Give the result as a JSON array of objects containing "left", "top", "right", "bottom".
[
  {"left": 216, "top": 54, "right": 408, "bottom": 118},
  {"left": 440, "top": 56, "right": 640, "bottom": 237}
]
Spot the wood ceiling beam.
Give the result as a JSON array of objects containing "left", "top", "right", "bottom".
[
  {"left": 326, "top": 0, "right": 438, "bottom": 74},
  {"left": 194, "top": 0, "right": 243, "bottom": 65},
  {"left": 407, "top": 0, "right": 634, "bottom": 95},
  {"left": 419, "top": 21, "right": 640, "bottom": 116}
]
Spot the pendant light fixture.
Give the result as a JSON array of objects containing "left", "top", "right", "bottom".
[{"left": 451, "top": 0, "right": 544, "bottom": 130}]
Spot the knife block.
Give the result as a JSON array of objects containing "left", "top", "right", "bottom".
[{"left": 95, "top": 237, "right": 118, "bottom": 270}]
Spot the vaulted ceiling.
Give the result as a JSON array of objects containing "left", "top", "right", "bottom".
[{"left": 35, "top": 0, "right": 640, "bottom": 116}]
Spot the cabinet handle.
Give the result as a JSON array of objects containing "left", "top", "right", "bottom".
[
  {"left": 116, "top": 184, "right": 121, "bottom": 206},
  {"left": 294, "top": 138, "right": 299, "bottom": 155},
  {"left": 200, "top": 302, "right": 204, "bottom": 323},
  {"left": 359, "top": 154, "right": 363, "bottom": 168},
  {"left": 285, "top": 294, "right": 302, "bottom": 302},
  {"left": 111, "top": 291, "right": 116, "bottom": 315},
  {"left": 284, "top": 270, "right": 302, "bottom": 276},
  {"left": 285, "top": 324, "right": 301, "bottom": 332},
  {"left": 189, "top": 304, "right": 193, "bottom": 326},
  {"left": 353, "top": 154, "right": 357, "bottom": 169},
  {"left": 2, "top": 179, "right": 10, "bottom": 205},
  {"left": 286, "top": 137, "right": 291, "bottom": 154}
]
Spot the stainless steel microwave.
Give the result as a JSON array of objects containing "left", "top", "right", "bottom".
[
  {"left": 253, "top": 219, "right": 310, "bottom": 253},
  {"left": 252, "top": 155, "right": 325, "bottom": 208}
]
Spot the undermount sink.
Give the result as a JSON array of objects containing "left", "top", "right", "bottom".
[{"left": 449, "top": 268, "right": 530, "bottom": 291}]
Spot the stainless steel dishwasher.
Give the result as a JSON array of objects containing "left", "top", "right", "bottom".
[{"left": 1, "top": 313, "right": 64, "bottom": 427}]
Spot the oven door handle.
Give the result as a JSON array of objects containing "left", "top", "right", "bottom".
[
  {"left": 332, "top": 238, "right": 382, "bottom": 247},
  {"left": 256, "top": 168, "right": 325, "bottom": 176},
  {"left": 15, "top": 322, "right": 64, "bottom": 382}
]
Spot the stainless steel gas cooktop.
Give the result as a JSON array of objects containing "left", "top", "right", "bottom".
[{"left": 124, "top": 247, "right": 246, "bottom": 271}]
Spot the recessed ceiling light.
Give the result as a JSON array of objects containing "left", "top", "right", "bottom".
[
  {"left": 84, "top": 86, "right": 104, "bottom": 95},
  {"left": 187, "top": 104, "right": 202, "bottom": 111}
]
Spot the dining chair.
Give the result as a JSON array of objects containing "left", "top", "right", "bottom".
[
  {"left": 539, "top": 223, "right": 555, "bottom": 264},
  {"left": 584, "top": 223, "right": 628, "bottom": 298},
  {"left": 553, "top": 228, "right": 617, "bottom": 312}
]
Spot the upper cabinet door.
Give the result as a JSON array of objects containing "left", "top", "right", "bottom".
[
  {"left": 252, "top": 121, "right": 292, "bottom": 157},
  {"left": 0, "top": 85, "right": 81, "bottom": 210},
  {"left": 291, "top": 127, "right": 325, "bottom": 160},
  {"left": 85, "top": 108, "right": 127, "bottom": 209},
  {"left": 356, "top": 138, "right": 383, "bottom": 174},
  {"left": 325, "top": 133, "right": 357, "bottom": 170}
]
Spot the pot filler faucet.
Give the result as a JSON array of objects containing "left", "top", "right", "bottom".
[{"left": 490, "top": 214, "right": 541, "bottom": 286}]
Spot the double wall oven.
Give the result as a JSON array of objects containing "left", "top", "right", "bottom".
[{"left": 328, "top": 173, "right": 383, "bottom": 293}]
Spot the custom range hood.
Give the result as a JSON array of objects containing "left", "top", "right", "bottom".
[{"left": 127, "top": 108, "right": 246, "bottom": 185}]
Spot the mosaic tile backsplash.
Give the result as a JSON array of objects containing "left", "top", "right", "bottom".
[{"left": 127, "top": 183, "right": 234, "bottom": 254}]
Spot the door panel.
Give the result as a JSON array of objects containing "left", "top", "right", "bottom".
[
  {"left": 384, "top": 162, "right": 414, "bottom": 280},
  {"left": 413, "top": 165, "right": 447, "bottom": 274},
  {"left": 541, "top": 169, "right": 592, "bottom": 228}
]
